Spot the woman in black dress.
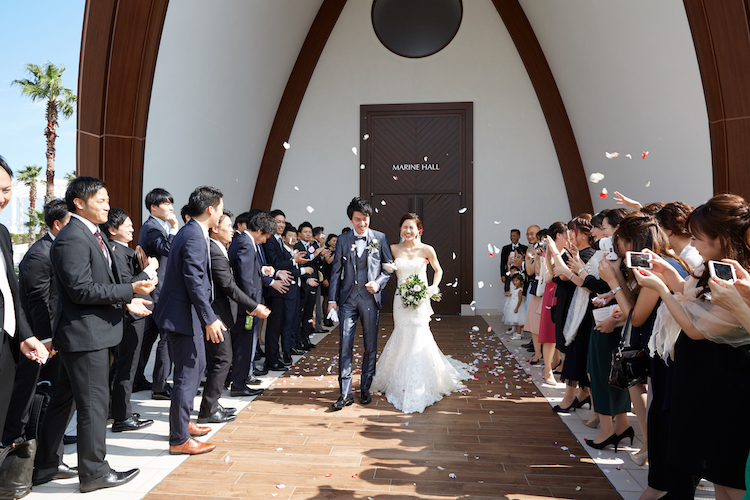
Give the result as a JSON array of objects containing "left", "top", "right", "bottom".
[{"left": 636, "top": 194, "right": 750, "bottom": 500}]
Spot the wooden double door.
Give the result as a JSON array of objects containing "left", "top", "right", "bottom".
[{"left": 360, "top": 103, "right": 473, "bottom": 315}]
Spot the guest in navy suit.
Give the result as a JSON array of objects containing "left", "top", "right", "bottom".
[
  {"left": 155, "top": 186, "right": 224, "bottom": 455},
  {"left": 280, "top": 225, "right": 314, "bottom": 365},
  {"left": 135, "top": 188, "right": 177, "bottom": 399},
  {"left": 262, "top": 210, "right": 309, "bottom": 370},
  {"left": 227, "top": 211, "right": 277, "bottom": 393},
  {"left": 328, "top": 197, "right": 392, "bottom": 409}
]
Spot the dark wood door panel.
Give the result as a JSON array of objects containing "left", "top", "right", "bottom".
[
  {"left": 420, "top": 194, "right": 461, "bottom": 314},
  {"left": 369, "top": 194, "right": 411, "bottom": 313}
]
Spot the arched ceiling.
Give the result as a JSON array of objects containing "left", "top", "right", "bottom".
[{"left": 77, "top": 0, "right": 740, "bottom": 232}]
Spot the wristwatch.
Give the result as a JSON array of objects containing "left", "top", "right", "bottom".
[{"left": 611, "top": 285, "right": 622, "bottom": 295}]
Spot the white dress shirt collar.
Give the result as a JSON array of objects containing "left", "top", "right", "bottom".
[{"left": 71, "top": 213, "right": 100, "bottom": 234}]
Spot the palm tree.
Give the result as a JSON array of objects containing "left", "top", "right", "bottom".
[
  {"left": 12, "top": 62, "right": 77, "bottom": 203},
  {"left": 18, "top": 165, "right": 43, "bottom": 242}
]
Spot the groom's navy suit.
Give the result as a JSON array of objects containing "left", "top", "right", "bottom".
[{"left": 328, "top": 228, "right": 392, "bottom": 397}]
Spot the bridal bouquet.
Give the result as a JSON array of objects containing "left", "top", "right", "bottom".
[{"left": 396, "top": 274, "right": 442, "bottom": 308}]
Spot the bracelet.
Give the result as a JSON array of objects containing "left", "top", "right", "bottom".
[
  {"left": 610, "top": 285, "right": 622, "bottom": 295},
  {"left": 578, "top": 267, "right": 585, "bottom": 275}
]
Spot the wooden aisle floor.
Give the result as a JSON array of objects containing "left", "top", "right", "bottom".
[{"left": 143, "top": 316, "right": 620, "bottom": 500}]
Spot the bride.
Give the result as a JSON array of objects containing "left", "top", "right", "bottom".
[{"left": 371, "top": 213, "right": 474, "bottom": 414}]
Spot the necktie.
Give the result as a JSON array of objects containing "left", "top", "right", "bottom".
[
  {"left": 207, "top": 237, "right": 213, "bottom": 301},
  {"left": 96, "top": 231, "right": 110, "bottom": 265},
  {"left": 0, "top": 257, "right": 15, "bottom": 338}
]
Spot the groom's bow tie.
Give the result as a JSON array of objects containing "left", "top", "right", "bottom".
[{"left": 355, "top": 236, "right": 366, "bottom": 241}]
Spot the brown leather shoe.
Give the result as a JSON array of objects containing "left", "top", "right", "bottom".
[
  {"left": 188, "top": 421, "right": 211, "bottom": 437},
  {"left": 169, "top": 437, "right": 215, "bottom": 455}
]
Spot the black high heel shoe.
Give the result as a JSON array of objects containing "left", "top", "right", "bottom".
[
  {"left": 552, "top": 397, "right": 578, "bottom": 413},
  {"left": 585, "top": 433, "right": 621, "bottom": 452},
  {"left": 617, "top": 426, "right": 635, "bottom": 446},
  {"left": 574, "top": 396, "right": 591, "bottom": 409}
]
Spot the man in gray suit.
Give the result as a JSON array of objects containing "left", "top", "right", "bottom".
[{"left": 328, "top": 197, "right": 392, "bottom": 409}]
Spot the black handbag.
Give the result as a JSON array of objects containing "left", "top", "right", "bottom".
[
  {"left": 0, "top": 439, "right": 36, "bottom": 499},
  {"left": 609, "top": 311, "right": 650, "bottom": 389}
]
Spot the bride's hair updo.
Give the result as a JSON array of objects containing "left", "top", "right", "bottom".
[{"left": 399, "top": 212, "right": 422, "bottom": 230}]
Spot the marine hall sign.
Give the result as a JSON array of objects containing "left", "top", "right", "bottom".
[{"left": 392, "top": 163, "right": 440, "bottom": 171}]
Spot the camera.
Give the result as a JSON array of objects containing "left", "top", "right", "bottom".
[{"left": 594, "top": 237, "right": 619, "bottom": 261}]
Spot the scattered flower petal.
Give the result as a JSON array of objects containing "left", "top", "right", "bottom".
[
  {"left": 452, "top": 252, "right": 456, "bottom": 260},
  {"left": 294, "top": 186, "right": 299, "bottom": 191},
  {"left": 437, "top": 466, "right": 445, "bottom": 471},
  {"left": 458, "top": 207, "right": 468, "bottom": 214},
  {"left": 381, "top": 200, "right": 386, "bottom": 205},
  {"left": 494, "top": 220, "right": 501, "bottom": 224},
  {"left": 306, "top": 206, "right": 314, "bottom": 213},
  {"left": 477, "top": 281, "right": 484, "bottom": 288},
  {"left": 392, "top": 176, "right": 398, "bottom": 180},
  {"left": 424, "top": 156, "right": 428, "bottom": 161},
  {"left": 363, "top": 134, "right": 369, "bottom": 140},
  {"left": 625, "top": 154, "right": 632, "bottom": 159},
  {"left": 599, "top": 188, "right": 608, "bottom": 199},
  {"left": 360, "top": 164, "right": 365, "bottom": 170},
  {"left": 448, "top": 473, "right": 457, "bottom": 479},
  {"left": 325, "top": 473, "right": 333, "bottom": 477},
  {"left": 589, "top": 172, "right": 605, "bottom": 183},
  {"left": 283, "top": 142, "right": 290, "bottom": 150},
  {"left": 352, "top": 147, "right": 358, "bottom": 155},
  {"left": 605, "top": 152, "right": 619, "bottom": 159},
  {"left": 493, "top": 245, "right": 501, "bottom": 254},
  {"left": 276, "top": 484, "right": 286, "bottom": 489},
  {"left": 642, "top": 151, "right": 649, "bottom": 159},
  {"left": 646, "top": 181, "right": 651, "bottom": 187}
]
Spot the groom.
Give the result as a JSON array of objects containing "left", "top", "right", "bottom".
[{"left": 328, "top": 197, "right": 393, "bottom": 409}]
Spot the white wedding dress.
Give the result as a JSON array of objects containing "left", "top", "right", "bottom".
[{"left": 371, "top": 257, "right": 474, "bottom": 414}]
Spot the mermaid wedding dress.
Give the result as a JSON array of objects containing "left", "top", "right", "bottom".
[{"left": 370, "top": 257, "right": 474, "bottom": 414}]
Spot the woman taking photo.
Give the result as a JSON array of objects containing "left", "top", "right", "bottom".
[
  {"left": 539, "top": 223, "right": 567, "bottom": 385},
  {"left": 635, "top": 194, "right": 750, "bottom": 500}
]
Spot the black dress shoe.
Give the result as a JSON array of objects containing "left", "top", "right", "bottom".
[
  {"left": 256, "top": 346, "right": 265, "bottom": 357},
  {"left": 360, "top": 392, "right": 372, "bottom": 405},
  {"left": 265, "top": 362, "right": 286, "bottom": 371},
  {"left": 230, "top": 384, "right": 264, "bottom": 397},
  {"left": 246, "top": 374, "right": 262, "bottom": 385},
  {"left": 63, "top": 434, "right": 77, "bottom": 445},
  {"left": 111, "top": 415, "right": 154, "bottom": 432},
  {"left": 282, "top": 356, "right": 293, "bottom": 366},
  {"left": 151, "top": 386, "right": 172, "bottom": 400},
  {"left": 290, "top": 348, "right": 305, "bottom": 355},
  {"left": 32, "top": 463, "right": 78, "bottom": 486},
  {"left": 253, "top": 367, "right": 269, "bottom": 376},
  {"left": 218, "top": 404, "right": 237, "bottom": 415},
  {"left": 197, "top": 409, "right": 237, "bottom": 423},
  {"left": 79, "top": 468, "right": 140, "bottom": 493},
  {"left": 313, "top": 329, "right": 328, "bottom": 333},
  {"left": 132, "top": 381, "right": 152, "bottom": 393},
  {"left": 331, "top": 395, "right": 354, "bottom": 410},
  {"left": 305, "top": 341, "right": 317, "bottom": 349}
]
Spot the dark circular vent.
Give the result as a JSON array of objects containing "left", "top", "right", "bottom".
[{"left": 372, "top": 0, "right": 463, "bottom": 58}]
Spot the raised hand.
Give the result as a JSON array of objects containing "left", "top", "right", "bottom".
[{"left": 613, "top": 191, "right": 643, "bottom": 212}]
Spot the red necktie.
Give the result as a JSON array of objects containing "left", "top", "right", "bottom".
[{"left": 95, "top": 231, "right": 109, "bottom": 263}]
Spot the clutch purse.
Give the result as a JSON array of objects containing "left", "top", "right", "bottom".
[
  {"left": 609, "top": 311, "right": 650, "bottom": 389},
  {"left": 134, "top": 245, "right": 148, "bottom": 273}
]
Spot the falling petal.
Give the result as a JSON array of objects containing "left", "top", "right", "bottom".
[
  {"left": 363, "top": 134, "right": 369, "bottom": 140},
  {"left": 276, "top": 484, "right": 286, "bottom": 489},
  {"left": 283, "top": 142, "right": 290, "bottom": 150},
  {"left": 599, "top": 188, "right": 608, "bottom": 199},
  {"left": 393, "top": 175, "right": 398, "bottom": 180},
  {"left": 448, "top": 473, "right": 457, "bottom": 479},
  {"left": 294, "top": 186, "right": 299, "bottom": 191},
  {"left": 493, "top": 245, "right": 501, "bottom": 254},
  {"left": 424, "top": 156, "right": 428, "bottom": 161},
  {"left": 352, "top": 147, "right": 358, "bottom": 155},
  {"left": 646, "top": 181, "right": 651, "bottom": 187},
  {"left": 642, "top": 151, "right": 649, "bottom": 159},
  {"left": 360, "top": 164, "right": 365, "bottom": 170},
  {"left": 494, "top": 220, "right": 501, "bottom": 224},
  {"left": 374, "top": 207, "right": 379, "bottom": 213},
  {"left": 478, "top": 281, "right": 484, "bottom": 288},
  {"left": 605, "top": 152, "right": 619, "bottom": 159},
  {"left": 625, "top": 154, "right": 632, "bottom": 159},
  {"left": 452, "top": 252, "right": 456, "bottom": 260},
  {"left": 381, "top": 200, "right": 386, "bottom": 205},
  {"left": 589, "top": 172, "right": 605, "bottom": 183},
  {"left": 306, "top": 206, "right": 314, "bottom": 213},
  {"left": 459, "top": 207, "right": 468, "bottom": 214}
]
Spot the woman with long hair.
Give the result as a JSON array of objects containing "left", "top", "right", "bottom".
[
  {"left": 636, "top": 194, "right": 750, "bottom": 500},
  {"left": 539, "top": 222, "right": 567, "bottom": 385}
]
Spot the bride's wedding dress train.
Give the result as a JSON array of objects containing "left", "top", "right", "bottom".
[{"left": 371, "top": 257, "right": 474, "bottom": 414}]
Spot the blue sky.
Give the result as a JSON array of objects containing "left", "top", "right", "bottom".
[{"left": 0, "top": 0, "right": 85, "bottom": 230}]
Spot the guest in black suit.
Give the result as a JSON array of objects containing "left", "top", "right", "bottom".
[
  {"left": 38, "top": 176, "right": 153, "bottom": 492},
  {"left": 294, "top": 222, "right": 320, "bottom": 350},
  {"left": 101, "top": 208, "right": 157, "bottom": 432},
  {"left": 154, "top": 186, "right": 224, "bottom": 455},
  {"left": 135, "top": 188, "right": 177, "bottom": 399},
  {"left": 280, "top": 224, "right": 314, "bottom": 365},
  {"left": 199, "top": 210, "right": 270, "bottom": 419},
  {"left": 500, "top": 229, "right": 528, "bottom": 292},
  {"left": 3, "top": 199, "right": 70, "bottom": 453},
  {"left": 262, "top": 210, "right": 308, "bottom": 370},
  {"left": 227, "top": 211, "right": 277, "bottom": 392},
  {"left": 0, "top": 157, "right": 49, "bottom": 439}
]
